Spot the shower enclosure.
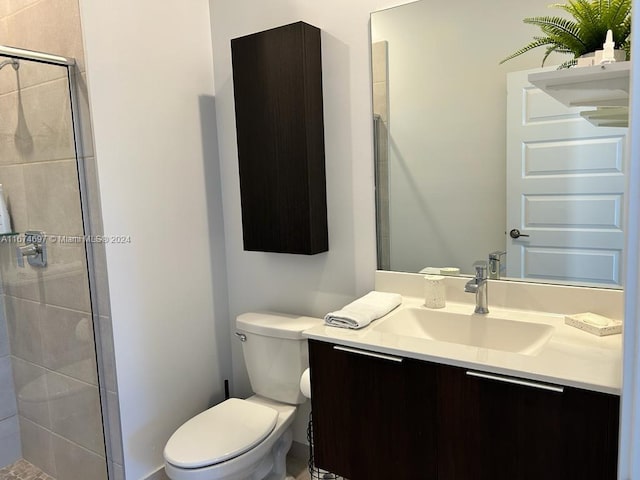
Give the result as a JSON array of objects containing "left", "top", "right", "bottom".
[{"left": 0, "top": 46, "right": 109, "bottom": 480}]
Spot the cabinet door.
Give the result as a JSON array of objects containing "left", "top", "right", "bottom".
[
  {"left": 437, "top": 365, "right": 619, "bottom": 480},
  {"left": 561, "top": 384, "right": 619, "bottom": 479},
  {"left": 308, "top": 340, "right": 437, "bottom": 480}
]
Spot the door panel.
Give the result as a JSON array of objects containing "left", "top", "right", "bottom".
[{"left": 506, "top": 68, "right": 626, "bottom": 286}]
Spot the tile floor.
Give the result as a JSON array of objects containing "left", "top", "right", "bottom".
[
  {"left": 0, "top": 453, "right": 320, "bottom": 480},
  {"left": 288, "top": 454, "right": 346, "bottom": 480},
  {"left": 287, "top": 453, "right": 311, "bottom": 480},
  {"left": 0, "top": 459, "right": 55, "bottom": 480}
]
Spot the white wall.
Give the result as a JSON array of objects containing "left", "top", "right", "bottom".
[
  {"left": 78, "top": 1, "right": 231, "bottom": 478},
  {"left": 619, "top": 0, "right": 640, "bottom": 475},
  {"left": 372, "top": 0, "right": 564, "bottom": 274},
  {"left": 208, "top": 0, "right": 393, "bottom": 441}
]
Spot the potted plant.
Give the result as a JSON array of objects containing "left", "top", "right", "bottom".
[{"left": 500, "top": 0, "right": 631, "bottom": 68}]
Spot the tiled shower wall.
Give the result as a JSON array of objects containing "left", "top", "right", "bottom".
[
  {"left": 0, "top": 0, "right": 119, "bottom": 479},
  {"left": 0, "top": 297, "right": 19, "bottom": 466}
]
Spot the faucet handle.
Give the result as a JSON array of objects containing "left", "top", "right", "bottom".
[
  {"left": 488, "top": 251, "right": 506, "bottom": 279},
  {"left": 472, "top": 260, "right": 488, "bottom": 279}
]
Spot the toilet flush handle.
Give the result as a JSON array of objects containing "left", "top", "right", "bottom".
[{"left": 235, "top": 332, "right": 247, "bottom": 342}]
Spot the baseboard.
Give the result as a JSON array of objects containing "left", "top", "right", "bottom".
[
  {"left": 144, "top": 466, "right": 170, "bottom": 480},
  {"left": 288, "top": 440, "right": 309, "bottom": 461}
]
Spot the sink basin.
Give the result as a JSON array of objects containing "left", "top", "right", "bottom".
[{"left": 373, "top": 307, "right": 554, "bottom": 355}]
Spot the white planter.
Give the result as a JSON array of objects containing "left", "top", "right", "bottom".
[{"left": 576, "top": 49, "right": 627, "bottom": 67}]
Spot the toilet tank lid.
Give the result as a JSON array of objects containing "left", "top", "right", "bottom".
[{"left": 236, "top": 312, "right": 322, "bottom": 339}]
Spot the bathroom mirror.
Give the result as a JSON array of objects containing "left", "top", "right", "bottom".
[{"left": 370, "top": 0, "right": 627, "bottom": 288}]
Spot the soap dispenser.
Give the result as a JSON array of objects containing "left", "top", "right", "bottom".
[
  {"left": 600, "top": 29, "right": 617, "bottom": 64},
  {"left": 424, "top": 274, "right": 446, "bottom": 308}
]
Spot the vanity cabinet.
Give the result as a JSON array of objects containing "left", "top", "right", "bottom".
[
  {"left": 437, "top": 364, "right": 619, "bottom": 480},
  {"left": 308, "top": 340, "right": 438, "bottom": 479},
  {"left": 308, "top": 340, "right": 619, "bottom": 480}
]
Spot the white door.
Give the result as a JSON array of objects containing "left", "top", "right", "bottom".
[{"left": 506, "top": 68, "right": 626, "bottom": 287}]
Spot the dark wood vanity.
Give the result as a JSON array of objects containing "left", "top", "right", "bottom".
[{"left": 309, "top": 339, "right": 619, "bottom": 480}]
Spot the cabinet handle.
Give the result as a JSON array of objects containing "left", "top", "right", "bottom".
[
  {"left": 466, "top": 371, "right": 564, "bottom": 393},
  {"left": 333, "top": 345, "right": 403, "bottom": 363}
]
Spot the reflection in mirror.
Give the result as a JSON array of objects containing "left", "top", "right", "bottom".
[{"left": 371, "top": 0, "right": 627, "bottom": 288}]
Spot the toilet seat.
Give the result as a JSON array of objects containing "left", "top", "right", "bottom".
[{"left": 164, "top": 398, "right": 278, "bottom": 469}]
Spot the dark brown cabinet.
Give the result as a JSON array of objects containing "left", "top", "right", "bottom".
[
  {"left": 436, "top": 365, "right": 619, "bottom": 480},
  {"left": 308, "top": 340, "right": 438, "bottom": 479},
  {"left": 231, "top": 22, "right": 328, "bottom": 255},
  {"left": 309, "top": 340, "right": 619, "bottom": 480}
]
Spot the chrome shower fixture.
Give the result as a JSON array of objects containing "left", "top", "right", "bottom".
[{"left": 0, "top": 58, "right": 19, "bottom": 71}]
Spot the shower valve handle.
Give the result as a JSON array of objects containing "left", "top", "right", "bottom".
[
  {"left": 16, "top": 231, "right": 47, "bottom": 268},
  {"left": 16, "top": 244, "right": 38, "bottom": 267}
]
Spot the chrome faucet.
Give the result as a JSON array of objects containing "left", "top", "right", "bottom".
[
  {"left": 465, "top": 261, "right": 489, "bottom": 314},
  {"left": 488, "top": 250, "right": 506, "bottom": 280}
]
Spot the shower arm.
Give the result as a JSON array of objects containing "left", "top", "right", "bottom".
[{"left": 0, "top": 58, "right": 19, "bottom": 71}]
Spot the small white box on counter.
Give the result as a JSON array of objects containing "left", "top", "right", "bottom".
[{"left": 564, "top": 312, "right": 622, "bottom": 336}]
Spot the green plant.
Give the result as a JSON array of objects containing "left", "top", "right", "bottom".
[{"left": 500, "top": 0, "right": 632, "bottom": 68}]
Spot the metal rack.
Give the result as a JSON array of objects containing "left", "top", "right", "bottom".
[{"left": 307, "top": 412, "right": 343, "bottom": 480}]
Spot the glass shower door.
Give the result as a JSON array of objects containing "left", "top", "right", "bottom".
[{"left": 0, "top": 51, "right": 108, "bottom": 480}]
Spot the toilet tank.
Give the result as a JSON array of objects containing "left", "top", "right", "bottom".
[{"left": 236, "top": 312, "right": 322, "bottom": 405}]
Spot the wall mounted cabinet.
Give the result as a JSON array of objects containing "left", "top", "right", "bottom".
[
  {"left": 309, "top": 340, "right": 620, "bottom": 480},
  {"left": 231, "top": 22, "right": 328, "bottom": 255}
]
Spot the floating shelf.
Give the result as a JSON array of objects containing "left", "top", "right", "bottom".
[
  {"left": 528, "top": 61, "right": 630, "bottom": 127},
  {"left": 580, "top": 106, "right": 629, "bottom": 127}
]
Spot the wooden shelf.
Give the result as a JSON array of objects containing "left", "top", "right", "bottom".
[
  {"left": 580, "top": 106, "right": 629, "bottom": 127},
  {"left": 528, "top": 61, "right": 630, "bottom": 107},
  {"left": 529, "top": 61, "right": 630, "bottom": 127}
]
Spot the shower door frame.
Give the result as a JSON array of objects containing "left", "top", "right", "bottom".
[{"left": 0, "top": 44, "right": 115, "bottom": 480}]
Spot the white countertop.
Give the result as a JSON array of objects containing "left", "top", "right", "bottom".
[{"left": 304, "top": 296, "right": 622, "bottom": 395}]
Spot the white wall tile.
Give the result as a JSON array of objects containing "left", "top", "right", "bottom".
[
  {"left": 19, "top": 417, "right": 55, "bottom": 476},
  {"left": 0, "top": 356, "right": 17, "bottom": 420},
  {"left": 11, "top": 357, "right": 50, "bottom": 428},
  {"left": 40, "top": 305, "right": 97, "bottom": 385},
  {"left": 5, "top": 296, "right": 44, "bottom": 365},
  {"left": 46, "top": 372, "right": 104, "bottom": 455},
  {"left": 52, "top": 432, "right": 107, "bottom": 480},
  {"left": 0, "top": 415, "right": 21, "bottom": 468},
  {"left": 0, "top": 297, "right": 9, "bottom": 357}
]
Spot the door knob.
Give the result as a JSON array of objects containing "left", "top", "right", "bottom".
[{"left": 509, "top": 229, "right": 530, "bottom": 239}]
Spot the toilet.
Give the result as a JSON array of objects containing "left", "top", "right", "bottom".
[{"left": 163, "top": 312, "right": 322, "bottom": 480}]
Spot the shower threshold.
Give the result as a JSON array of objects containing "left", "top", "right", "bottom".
[{"left": 0, "top": 459, "right": 55, "bottom": 480}]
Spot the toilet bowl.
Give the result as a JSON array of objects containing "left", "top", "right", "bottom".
[
  {"left": 163, "top": 313, "right": 321, "bottom": 480},
  {"left": 164, "top": 396, "right": 296, "bottom": 480}
]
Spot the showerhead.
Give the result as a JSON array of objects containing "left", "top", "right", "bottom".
[{"left": 0, "top": 58, "right": 19, "bottom": 71}]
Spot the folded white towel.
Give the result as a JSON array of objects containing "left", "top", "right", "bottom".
[{"left": 324, "top": 291, "right": 402, "bottom": 329}]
